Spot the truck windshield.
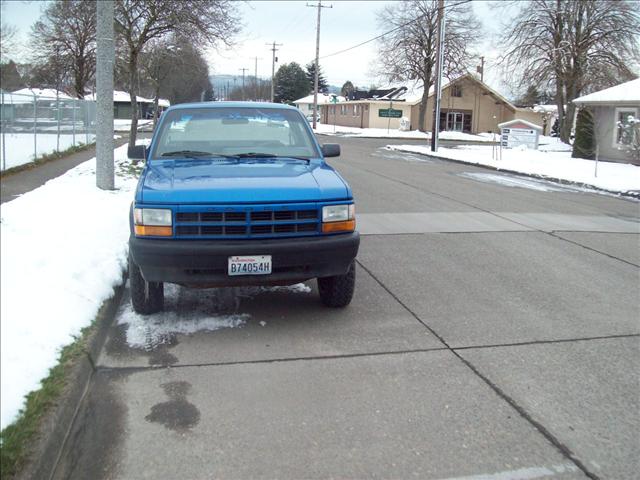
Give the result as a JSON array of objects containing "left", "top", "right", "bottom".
[{"left": 150, "top": 107, "right": 320, "bottom": 159}]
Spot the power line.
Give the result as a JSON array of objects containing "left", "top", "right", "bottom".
[{"left": 320, "top": 0, "right": 471, "bottom": 60}]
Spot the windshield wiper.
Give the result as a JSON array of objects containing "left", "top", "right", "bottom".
[
  {"left": 232, "top": 152, "right": 311, "bottom": 163},
  {"left": 161, "top": 150, "right": 214, "bottom": 158}
]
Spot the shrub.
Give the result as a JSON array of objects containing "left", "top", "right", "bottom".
[{"left": 572, "top": 107, "right": 596, "bottom": 159}]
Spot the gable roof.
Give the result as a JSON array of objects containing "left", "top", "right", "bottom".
[
  {"left": 573, "top": 78, "right": 640, "bottom": 105},
  {"left": 498, "top": 118, "right": 542, "bottom": 131},
  {"left": 12, "top": 88, "right": 74, "bottom": 100},
  {"left": 293, "top": 93, "right": 346, "bottom": 104},
  {"left": 374, "top": 74, "right": 516, "bottom": 109}
]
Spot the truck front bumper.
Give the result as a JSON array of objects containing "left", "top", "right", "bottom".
[{"left": 129, "top": 232, "right": 360, "bottom": 286}]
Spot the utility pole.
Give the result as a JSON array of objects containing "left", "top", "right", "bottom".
[
  {"left": 239, "top": 68, "right": 248, "bottom": 101},
  {"left": 476, "top": 56, "right": 485, "bottom": 133},
  {"left": 254, "top": 56, "right": 262, "bottom": 101},
  {"left": 307, "top": 1, "right": 332, "bottom": 129},
  {"left": 266, "top": 41, "right": 282, "bottom": 102},
  {"left": 430, "top": 0, "right": 445, "bottom": 152},
  {"left": 96, "top": 0, "right": 114, "bottom": 190}
]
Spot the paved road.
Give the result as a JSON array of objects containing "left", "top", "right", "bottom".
[{"left": 55, "top": 137, "right": 639, "bottom": 480}]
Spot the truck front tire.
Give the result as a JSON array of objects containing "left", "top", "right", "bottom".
[
  {"left": 317, "top": 261, "right": 355, "bottom": 308},
  {"left": 129, "top": 253, "right": 164, "bottom": 314}
]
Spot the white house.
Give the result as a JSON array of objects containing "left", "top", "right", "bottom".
[{"left": 573, "top": 78, "right": 640, "bottom": 164}]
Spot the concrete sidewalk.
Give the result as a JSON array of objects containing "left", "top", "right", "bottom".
[{"left": 0, "top": 134, "right": 150, "bottom": 204}]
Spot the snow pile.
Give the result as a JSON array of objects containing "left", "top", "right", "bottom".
[
  {"left": 386, "top": 144, "right": 640, "bottom": 194},
  {"left": 315, "top": 123, "right": 494, "bottom": 142},
  {"left": 0, "top": 143, "right": 137, "bottom": 429}
]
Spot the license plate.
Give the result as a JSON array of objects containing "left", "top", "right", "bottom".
[{"left": 228, "top": 255, "right": 272, "bottom": 276}]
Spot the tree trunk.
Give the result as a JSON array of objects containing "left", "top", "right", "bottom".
[
  {"left": 418, "top": 89, "right": 429, "bottom": 132},
  {"left": 153, "top": 84, "right": 160, "bottom": 130},
  {"left": 561, "top": 100, "right": 576, "bottom": 144},
  {"left": 128, "top": 52, "right": 139, "bottom": 145},
  {"left": 560, "top": 80, "right": 576, "bottom": 143}
]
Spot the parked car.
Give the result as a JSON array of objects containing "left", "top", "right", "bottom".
[{"left": 127, "top": 102, "right": 359, "bottom": 314}]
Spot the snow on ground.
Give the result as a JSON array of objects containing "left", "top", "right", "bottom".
[
  {"left": 386, "top": 144, "right": 640, "bottom": 194},
  {"left": 0, "top": 147, "right": 312, "bottom": 428},
  {"left": 0, "top": 133, "right": 96, "bottom": 170},
  {"left": 0, "top": 144, "right": 137, "bottom": 428},
  {"left": 315, "top": 122, "right": 494, "bottom": 142},
  {"left": 114, "top": 119, "right": 152, "bottom": 132}
]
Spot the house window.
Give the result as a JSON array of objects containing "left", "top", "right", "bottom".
[
  {"left": 451, "top": 85, "right": 463, "bottom": 97},
  {"left": 308, "top": 104, "right": 314, "bottom": 110},
  {"left": 340, "top": 104, "right": 347, "bottom": 115},
  {"left": 614, "top": 107, "right": 638, "bottom": 147},
  {"left": 354, "top": 104, "right": 359, "bottom": 116}
]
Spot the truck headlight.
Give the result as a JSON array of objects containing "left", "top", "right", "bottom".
[
  {"left": 322, "top": 204, "right": 355, "bottom": 233},
  {"left": 134, "top": 208, "right": 172, "bottom": 236}
]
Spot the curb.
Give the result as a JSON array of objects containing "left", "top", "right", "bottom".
[
  {"left": 20, "top": 275, "right": 127, "bottom": 480},
  {"left": 388, "top": 147, "right": 640, "bottom": 200}
]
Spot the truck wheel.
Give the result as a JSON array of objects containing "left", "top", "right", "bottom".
[
  {"left": 129, "top": 254, "right": 164, "bottom": 314},
  {"left": 317, "top": 261, "right": 355, "bottom": 308}
]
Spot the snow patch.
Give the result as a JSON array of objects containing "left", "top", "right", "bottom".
[
  {"left": 386, "top": 144, "right": 640, "bottom": 194},
  {"left": 458, "top": 172, "right": 579, "bottom": 193},
  {"left": 118, "top": 285, "right": 249, "bottom": 350}
]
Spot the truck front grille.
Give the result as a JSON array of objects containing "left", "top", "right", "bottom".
[{"left": 174, "top": 205, "right": 320, "bottom": 239}]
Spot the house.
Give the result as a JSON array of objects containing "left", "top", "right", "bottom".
[
  {"left": 293, "top": 93, "right": 345, "bottom": 119},
  {"left": 320, "top": 74, "right": 546, "bottom": 134},
  {"left": 83, "top": 90, "right": 170, "bottom": 119},
  {"left": 8, "top": 88, "right": 79, "bottom": 125},
  {"left": 573, "top": 78, "right": 640, "bottom": 164}
]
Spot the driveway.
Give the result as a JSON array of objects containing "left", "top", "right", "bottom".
[{"left": 54, "top": 136, "right": 639, "bottom": 479}]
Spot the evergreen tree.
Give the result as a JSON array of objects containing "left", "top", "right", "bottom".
[
  {"left": 274, "top": 62, "right": 309, "bottom": 104},
  {"left": 0, "top": 60, "right": 23, "bottom": 91},
  {"left": 572, "top": 108, "right": 596, "bottom": 159},
  {"left": 517, "top": 85, "right": 542, "bottom": 106},
  {"left": 341, "top": 80, "right": 355, "bottom": 98},
  {"left": 203, "top": 83, "right": 215, "bottom": 101},
  {"left": 305, "top": 61, "right": 328, "bottom": 93}
]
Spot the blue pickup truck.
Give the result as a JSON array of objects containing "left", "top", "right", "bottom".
[{"left": 128, "top": 102, "right": 359, "bottom": 314}]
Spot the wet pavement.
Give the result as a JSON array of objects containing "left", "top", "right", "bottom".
[{"left": 54, "top": 136, "right": 639, "bottom": 480}]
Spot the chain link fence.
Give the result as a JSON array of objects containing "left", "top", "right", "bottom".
[{"left": 0, "top": 92, "right": 97, "bottom": 171}]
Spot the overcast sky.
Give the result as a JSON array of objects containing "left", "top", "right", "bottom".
[{"left": 1, "top": 0, "right": 512, "bottom": 95}]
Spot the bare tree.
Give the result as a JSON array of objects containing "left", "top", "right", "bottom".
[
  {"left": 375, "top": 0, "right": 480, "bottom": 131},
  {"left": 140, "top": 36, "right": 178, "bottom": 127},
  {"left": 114, "top": 0, "right": 240, "bottom": 144},
  {"left": 499, "top": 0, "right": 640, "bottom": 143},
  {"left": 30, "top": 0, "right": 96, "bottom": 98}
]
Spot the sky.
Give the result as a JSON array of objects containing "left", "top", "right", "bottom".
[{"left": 1, "top": 0, "right": 513, "bottom": 96}]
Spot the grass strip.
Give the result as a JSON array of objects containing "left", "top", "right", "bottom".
[
  {"left": 0, "top": 323, "right": 94, "bottom": 479},
  {"left": 0, "top": 142, "right": 95, "bottom": 177}
]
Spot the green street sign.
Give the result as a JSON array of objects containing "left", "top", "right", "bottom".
[{"left": 378, "top": 108, "right": 402, "bottom": 118}]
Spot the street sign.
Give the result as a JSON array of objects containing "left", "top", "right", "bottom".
[{"left": 378, "top": 108, "right": 403, "bottom": 118}]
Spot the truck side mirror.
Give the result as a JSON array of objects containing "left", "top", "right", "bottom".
[
  {"left": 128, "top": 145, "right": 146, "bottom": 161},
  {"left": 321, "top": 144, "right": 340, "bottom": 158}
]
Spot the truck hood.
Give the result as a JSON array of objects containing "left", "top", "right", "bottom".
[{"left": 139, "top": 159, "right": 349, "bottom": 204}]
